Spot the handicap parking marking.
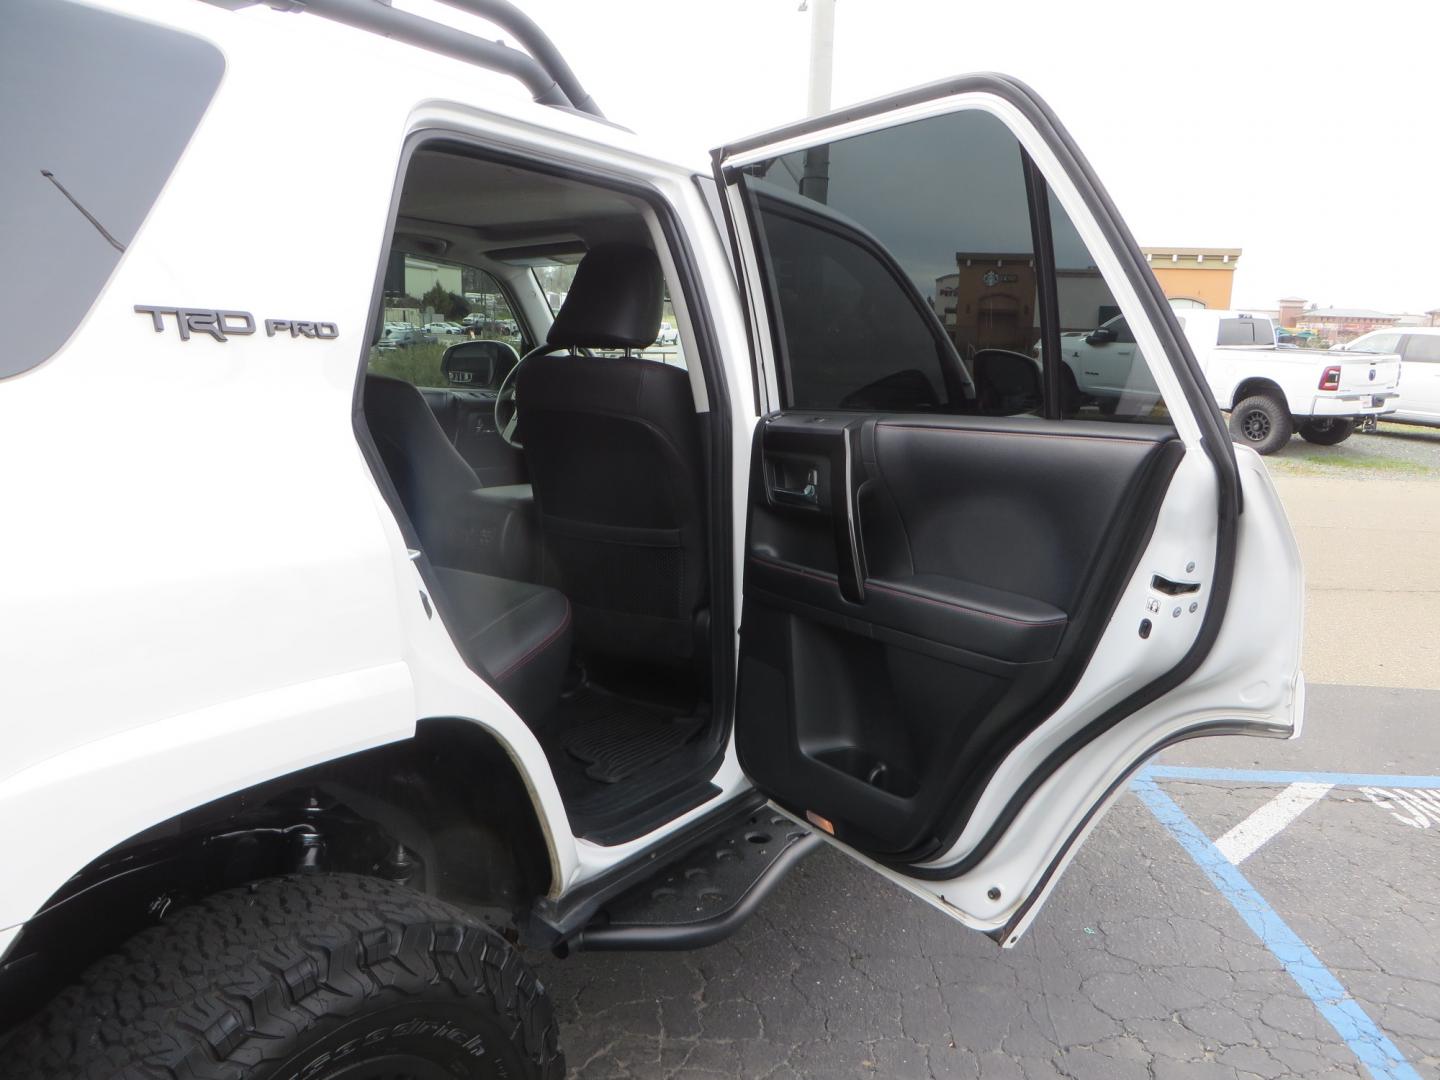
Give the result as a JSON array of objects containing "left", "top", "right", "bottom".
[
  {"left": 1133, "top": 767, "right": 1424, "bottom": 1080},
  {"left": 1146, "top": 765, "right": 1440, "bottom": 789},
  {"left": 1358, "top": 785, "right": 1440, "bottom": 830},
  {"left": 1213, "top": 780, "right": 1334, "bottom": 864}
]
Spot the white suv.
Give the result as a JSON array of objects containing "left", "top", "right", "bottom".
[
  {"left": 0, "top": 2, "right": 1304, "bottom": 1077},
  {"left": 1340, "top": 327, "right": 1440, "bottom": 427}
]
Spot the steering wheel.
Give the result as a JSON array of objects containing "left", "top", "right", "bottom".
[{"left": 494, "top": 343, "right": 567, "bottom": 450}]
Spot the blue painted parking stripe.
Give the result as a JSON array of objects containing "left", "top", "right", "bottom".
[
  {"left": 1132, "top": 777, "right": 1421, "bottom": 1080},
  {"left": 1142, "top": 765, "right": 1440, "bottom": 789}
]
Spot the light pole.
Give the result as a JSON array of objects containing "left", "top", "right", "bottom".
[
  {"left": 799, "top": 0, "right": 835, "bottom": 203},
  {"left": 804, "top": 0, "right": 834, "bottom": 117}
]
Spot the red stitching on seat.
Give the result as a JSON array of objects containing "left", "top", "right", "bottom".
[{"left": 494, "top": 599, "right": 573, "bottom": 680}]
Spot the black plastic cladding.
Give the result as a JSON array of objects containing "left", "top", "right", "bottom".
[{"left": 713, "top": 73, "right": 1242, "bottom": 880}]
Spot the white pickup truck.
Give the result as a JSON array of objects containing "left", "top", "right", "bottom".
[{"left": 1061, "top": 308, "right": 1400, "bottom": 453}]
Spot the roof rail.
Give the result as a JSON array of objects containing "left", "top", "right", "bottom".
[
  {"left": 432, "top": 0, "right": 602, "bottom": 118},
  {"left": 210, "top": 0, "right": 603, "bottom": 118}
]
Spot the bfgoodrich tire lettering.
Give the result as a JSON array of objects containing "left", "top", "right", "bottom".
[{"left": 5, "top": 874, "right": 563, "bottom": 1080}]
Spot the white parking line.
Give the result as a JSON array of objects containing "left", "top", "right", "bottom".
[{"left": 1213, "top": 782, "right": 1334, "bottom": 864}]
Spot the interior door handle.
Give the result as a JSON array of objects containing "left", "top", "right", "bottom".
[
  {"left": 772, "top": 470, "right": 818, "bottom": 504},
  {"left": 1151, "top": 574, "right": 1200, "bottom": 596}
]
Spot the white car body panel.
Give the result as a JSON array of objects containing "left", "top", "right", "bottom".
[
  {"left": 1061, "top": 308, "right": 1401, "bottom": 418},
  {"left": 1178, "top": 311, "right": 1399, "bottom": 417},
  {"left": 1346, "top": 328, "right": 1440, "bottom": 426},
  {"left": 1, "top": 0, "right": 1303, "bottom": 958},
  {"left": 0, "top": 0, "right": 756, "bottom": 935}
]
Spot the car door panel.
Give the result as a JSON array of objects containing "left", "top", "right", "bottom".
[
  {"left": 715, "top": 75, "right": 1301, "bottom": 937},
  {"left": 739, "top": 411, "right": 1183, "bottom": 858},
  {"left": 1399, "top": 336, "right": 1440, "bottom": 423}
]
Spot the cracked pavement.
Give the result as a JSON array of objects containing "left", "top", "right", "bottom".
[{"left": 533, "top": 683, "right": 1440, "bottom": 1077}]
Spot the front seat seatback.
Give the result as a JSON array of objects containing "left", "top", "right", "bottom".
[
  {"left": 363, "top": 373, "right": 479, "bottom": 558},
  {"left": 518, "top": 243, "right": 706, "bottom": 663}
]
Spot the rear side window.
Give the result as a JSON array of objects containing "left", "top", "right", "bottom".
[
  {"left": 1217, "top": 318, "right": 1271, "bottom": 346},
  {"left": 1405, "top": 335, "right": 1440, "bottom": 363},
  {"left": 0, "top": 0, "right": 223, "bottom": 380},
  {"left": 1352, "top": 333, "right": 1401, "bottom": 355}
]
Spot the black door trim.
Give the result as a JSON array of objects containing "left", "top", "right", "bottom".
[{"left": 715, "top": 73, "right": 1243, "bottom": 878}]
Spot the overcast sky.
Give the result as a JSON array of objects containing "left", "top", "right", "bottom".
[{"left": 414, "top": 0, "right": 1438, "bottom": 314}]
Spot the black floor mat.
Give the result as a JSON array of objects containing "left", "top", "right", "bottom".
[{"left": 557, "top": 687, "right": 704, "bottom": 784}]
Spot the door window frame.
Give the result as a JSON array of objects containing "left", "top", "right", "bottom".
[
  {"left": 353, "top": 128, "right": 739, "bottom": 788},
  {"left": 715, "top": 82, "right": 1231, "bottom": 455},
  {"left": 713, "top": 75, "right": 1244, "bottom": 880}
]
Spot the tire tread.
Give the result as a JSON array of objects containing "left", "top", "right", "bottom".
[{"left": 5, "top": 874, "right": 562, "bottom": 1080}]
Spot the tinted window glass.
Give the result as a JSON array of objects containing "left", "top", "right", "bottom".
[
  {"left": 1048, "top": 191, "right": 1168, "bottom": 423},
  {"left": 740, "top": 108, "right": 1171, "bottom": 425},
  {"left": 0, "top": 0, "right": 223, "bottom": 379},
  {"left": 742, "top": 109, "right": 1034, "bottom": 411},
  {"left": 1215, "top": 318, "right": 1273, "bottom": 346},
  {"left": 1405, "top": 335, "right": 1440, "bottom": 363}
]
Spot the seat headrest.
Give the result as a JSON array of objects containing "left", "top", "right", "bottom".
[{"left": 547, "top": 243, "right": 663, "bottom": 350}]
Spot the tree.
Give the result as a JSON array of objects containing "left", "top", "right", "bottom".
[
  {"left": 443, "top": 292, "right": 471, "bottom": 322},
  {"left": 420, "top": 282, "right": 451, "bottom": 317},
  {"left": 420, "top": 283, "right": 470, "bottom": 322}
]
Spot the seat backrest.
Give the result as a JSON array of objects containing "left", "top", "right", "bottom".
[
  {"left": 363, "top": 373, "right": 479, "bottom": 553},
  {"left": 517, "top": 352, "right": 706, "bottom": 662}
]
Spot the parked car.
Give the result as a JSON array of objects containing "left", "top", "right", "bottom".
[
  {"left": 378, "top": 325, "right": 434, "bottom": 348},
  {"left": 655, "top": 322, "right": 679, "bottom": 345},
  {"left": 425, "top": 321, "right": 465, "bottom": 335},
  {"left": 1054, "top": 308, "right": 1401, "bottom": 453},
  {"left": 1335, "top": 327, "right": 1440, "bottom": 427},
  {"left": 0, "top": 1, "right": 1305, "bottom": 1076}
]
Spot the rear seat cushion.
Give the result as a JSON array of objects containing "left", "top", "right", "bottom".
[{"left": 430, "top": 567, "right": 571, "bottom": 719}]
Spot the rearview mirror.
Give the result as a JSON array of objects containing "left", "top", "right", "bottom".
[{"left": 972, "top": 349, "right": 1042, "bottom": 416}]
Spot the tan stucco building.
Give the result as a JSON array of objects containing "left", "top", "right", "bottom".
[{"left": 1141, "top": 246, "right": 1241, "bottom": 310}]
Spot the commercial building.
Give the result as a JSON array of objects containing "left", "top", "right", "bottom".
[
  {"left": 1141, "top": 246, "right": 1241, "bottom": 310},
  {"left": 935, "top": 253, "right": 1114, "bottom": 358},
  {"left": 1286, "top": 304, "right": 1399, "bottom": 343}
]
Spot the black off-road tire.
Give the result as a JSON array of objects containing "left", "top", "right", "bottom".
[
  {"left": 1229, "top": 394, "right": 1293, "bottom": 455},
  {"left": 5, "top": 874, "right": 563, "bottom": 1080},
  {"left": 1298, "top": 417, "right": 1356, "bottom": 446}
]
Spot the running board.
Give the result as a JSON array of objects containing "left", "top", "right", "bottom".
[{"left": 565, "top": 808, "right": 820, "bottom": 953}]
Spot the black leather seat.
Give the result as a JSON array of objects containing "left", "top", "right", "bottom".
[
  {"left": 517, "top": 243, "right": 707, "bottom": 664},
  {"left": 430, "top": 568, "right": 571, "bottom": 720},
  {"left": 364, "top": 373, "right": 484, "bottom": 561},
  {"left": 363, "top": 373, "right": 535, "bottom": 579}
]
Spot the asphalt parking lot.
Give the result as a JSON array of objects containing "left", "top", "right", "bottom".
[{"left": 534, "top": 430, "right": 1440, "bottom": 1079}]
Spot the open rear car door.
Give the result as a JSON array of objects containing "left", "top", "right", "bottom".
[{"left": 713, "top": 77, "right": 1304, "bottom": 945}]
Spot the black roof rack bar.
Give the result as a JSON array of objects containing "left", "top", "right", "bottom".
[
  {"left": 270, "top": 0, "right": 574, "bottom": 111},
  {"left": 432, "top": 0, "right": 603, "bottom": 118}
]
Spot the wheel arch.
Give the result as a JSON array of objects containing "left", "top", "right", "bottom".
[
  {"left": 0, "top": 719, "right": 554, "bottom": 1033},
  {"left": 1230, "top": 377, "right": 1289, "bottom": 412}
]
